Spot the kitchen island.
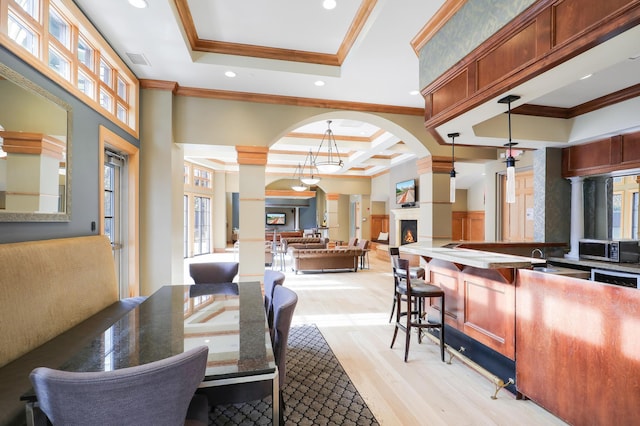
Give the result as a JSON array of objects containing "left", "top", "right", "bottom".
[{"left": 401, "top": 241, "right": 640, "bottom": 426}]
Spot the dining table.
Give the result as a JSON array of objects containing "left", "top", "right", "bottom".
[{"left": 22, "top": 281, "right": 279, "bottom": 425}]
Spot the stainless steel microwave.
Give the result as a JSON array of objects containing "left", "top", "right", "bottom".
[{"left": 579, "top": 239, "right": 640, "bottom": 263}]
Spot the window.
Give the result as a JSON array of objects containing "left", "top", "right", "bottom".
[
  {"left": 77, "top": 36, "right": 94, "bottom": 70},
  {"left": 48, "top": 46, "right": 70, "bottom": 79},
  {"left": 99, "top": 58, "right": 112, "bottom": 85},
  {"left": 1, "top": 0, "right": 139, "bottom": 135},
  {"left": 612, "top": 193, "right": 622, "bottom": 239},
  {"left": 14, "top": 0, "right": 39, "bottom": 19},
  {"left": 193, "top": 197, "right": 211, "bottom": 255},
  {"left": 48, "top": 7, "right": 70, "bottom": 48},
  {"left": 78, "top": 70, "right": 95, "bottom": 97},
  {"left": 8, "top": 13, "right": 38, "bottom": 55},
  {"left": 193, "top": 168, "right": 211, "bottom": 188}
]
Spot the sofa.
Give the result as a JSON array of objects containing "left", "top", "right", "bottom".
[
  {"left": 281, "top": 237, "right": 327, "bottom": 251},
  {"left": 289, "top": 248, "right": 363, "bottom": 273},
  {"left": 0, "top": 235, "right": 143, "bottom": 426}
]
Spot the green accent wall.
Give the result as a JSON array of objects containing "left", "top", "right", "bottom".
[{"left": 419, "top": 0, "right": 535, "bottom": 89}]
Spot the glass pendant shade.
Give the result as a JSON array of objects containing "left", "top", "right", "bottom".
[
  {"left": 450, "top": 171, "right": 456, "bottom": 203},
  {"left": 300, "top": 176, "right": 320, "bottom": 185},
  {"left": 290, "top": 162, "right": 308, "bottom": 192},
  {"left": 506, "top": 157, "right": 516, "bottom": 203},
  {"left": 315, "top": 162, "right": 342, "bottom": 173},
  {"left": 292, "top": 184, "right": 307, "bottom": 192}
]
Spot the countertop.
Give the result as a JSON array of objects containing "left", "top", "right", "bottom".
[
  {"left": 400, "top": 241, "right": 546, "bottom": 270},
  {"left": 548, "top": 256, "right": 640, "bottom": 274}
]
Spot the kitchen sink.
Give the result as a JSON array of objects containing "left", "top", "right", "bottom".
[{"left": 533, "top": 266, "right": 559, "bottom": 273}]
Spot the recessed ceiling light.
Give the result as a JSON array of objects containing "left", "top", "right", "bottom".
[
  {"left": 579, "top": 73, "right": 592, "bottom": 80},
  {"left": 128, "top": 0, "right": 148, "bottom": 9},
  {"left": 314, "top": 80, "right": 325, "bottom": 87},
  {"left": 323, "top": 0, "right": 337, "bottom": 10},
  {"left": 224, "top": 71, "right": 236, "bottom": 78},
  {"left": 409, "top": 90, "right": 419, "bottom": 96}
]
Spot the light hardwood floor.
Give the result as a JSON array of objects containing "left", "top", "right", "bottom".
[{"left": 186, "top": 249, "right": 568, "bottom": 426}]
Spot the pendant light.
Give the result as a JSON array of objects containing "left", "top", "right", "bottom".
[
  {"left": 448, "top": 132, "right": 459, "bottom": 203},
  {"left": 313, "top": 120, "right": 343, "bottom": 173},
  {"left": 498, "top": 95, "right": 520, "bottom": 204},
  {"left": 290, "top": 163, "right": 307, "bottom": 192},
  {"left": 300, "top": 149, "right": 320, "bottom": 185}
]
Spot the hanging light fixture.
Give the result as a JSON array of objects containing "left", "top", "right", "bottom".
[
  {"left": 313, "top": 120, "right": 343, "bottom": 173},
  {"left": 447, "top": 132, "right": 459, "bottom": 203},
  {"left": 300, "top": 149, "right": 321, "bottom": 185},
  {"left": 498, "top": 94, "right": 521, "bottom": 204},
  {"left": 290, "top": 163, "right": 308, "bottom": 192}
]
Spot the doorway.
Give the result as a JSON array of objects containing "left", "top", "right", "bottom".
[{"left": 99, "top": 126, "right": 140, "bottom": 298}]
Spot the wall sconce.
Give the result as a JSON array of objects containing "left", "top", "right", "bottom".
[
  {"left": 498, "top": 94, "right": 520, "bottom": 204},
  {"left": 447, "top": 132, "right": 459, "bottom": 203}
]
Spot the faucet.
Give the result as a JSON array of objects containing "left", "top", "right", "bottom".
[{"left": 531, "top": 248, "right": 544, "bottom": 259}]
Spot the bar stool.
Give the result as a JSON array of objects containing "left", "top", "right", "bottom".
[
  {"left": 388, "top": 247, "right": 425, "bottom": 322},
  {"left": 390, "top": 257, "right": 445, "bottom": 362}
]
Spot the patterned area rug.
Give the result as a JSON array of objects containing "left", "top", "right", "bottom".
[{"left": 209, "top": 324, "right": 379, "bottom": 425}]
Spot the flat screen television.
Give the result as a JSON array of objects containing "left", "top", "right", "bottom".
[
  {"left": 266, "top": 212, "right": 286, "bottom": 226},
  {"left": 396, "top": 179, "right": 416, "bottom": 204}
]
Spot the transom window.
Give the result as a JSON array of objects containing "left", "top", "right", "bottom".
[{"left": 2, "top": 0, "right": 139, "bottom": 135}]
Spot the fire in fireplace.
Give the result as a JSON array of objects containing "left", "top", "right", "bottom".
[{"left": 400, "top": 220, "right": 417, "bottom": 245}]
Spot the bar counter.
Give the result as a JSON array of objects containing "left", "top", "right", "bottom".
[{"left": 398, "top": 240, "right": 640, "bottom": 426}]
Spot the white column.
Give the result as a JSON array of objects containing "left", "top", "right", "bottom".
[{"left": 566, "top": 176, "right": 584, "bottom": 260}]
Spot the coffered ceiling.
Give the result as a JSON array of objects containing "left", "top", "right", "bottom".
[{"left": 74, "top": 0, "right": 640, "bottom": 188}]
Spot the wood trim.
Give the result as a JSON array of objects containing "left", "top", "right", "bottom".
[
  {"left": 98, "top": 125, "right": 140, "bottom": 298},
  {"left": 326, "top": 193, "right": 340, "bottom": 201},
  {"left": 154, "top": 82, "right": 422, "bottom": 115},
  {"left": 265, "top": 189, "right": 316, "bottom": 198},
  {"left": 410, "top": 0, "right": 468, "bottom": 54},
  {"left": 562, "top": 129, "right": 640, "bottom": 177},
  {"left": 0, "top": 131, "right": 65, "bottom": 159},
  {"left": 422, "top": 0, "right": 640, "bottom": 131},
  {"left": 139, "top": 79, "right": 179, "bottom": 93},
  {"left": 173, "top": 0, "right": 376, "bottom": 66},
  {"left": 236, "top": 146, "right": 269, "bottom": 165},
  {"left": 416, "top": 155, "right": 453, "bottom": 174}
]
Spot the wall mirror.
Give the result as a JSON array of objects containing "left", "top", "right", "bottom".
[
  {"left": 584, "top": 171, "right": 640, "bottom": 240},
  {"left": 0, "top": 61, "right": 71, "bottom": 221}
]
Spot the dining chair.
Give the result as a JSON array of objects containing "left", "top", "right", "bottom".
[
  {"left": 198, "top": 286, "right": 298, "bottom": 425},
  {"left": 264, "top": 269, "right": 286, "bottom": 330},
  {"left": 29, "top": 346, "right": 210, "bottom": 426},
  {"left": 189, "top": 261, "right": 239, "bottom": 294},
  {"left": 358, "top": 239, "right": 370, "bottom": 269},
  {"left": 388, "top": 246, "right": 426, "bottom": 322},
  {"left": 390, "top": 257, "right": 445, "bottom": 362}
]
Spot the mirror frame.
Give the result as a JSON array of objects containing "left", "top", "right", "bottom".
[{"left": 0, "top": 62, "right": 72, "bottom": 222}]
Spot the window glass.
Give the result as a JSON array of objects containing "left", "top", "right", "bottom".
[
  {"left": 49, "top": 8, "right": 70, "bottom": 48},
  {"left": 8, "top": 14, "right": 38, "bottom": 55},
  {"left": 77, "top": 70, "right": 94, "bottom": 97},
  {"left": 77, "top": 36, "right": 94, "bottom": 69},
  {"left": 100, "top": 88, "right": 113, "bottom": 111},
  {"left": 116, "top": 103, "right": 127, "bottom": 123},
  {"left": 99, "top": 59, "right": 111, "bottom": 85},
  {"left": 612, "top": 193, "right": 622, "bottom": 240},
  {"left": 48, "top": 47, "right": 70, "bottom": 80},
  {"left": 117, "top": 76, "right": 127, "bottom": 100},
  {"left": 14, "top": 0, "right": 38, "bottom": 19}
]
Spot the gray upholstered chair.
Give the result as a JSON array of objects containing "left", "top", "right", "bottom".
[
  {"left": 198, "top": 286, "right": 298, "bottom": 424},
  {"left": 189, "top": 261, "right": 239, "bottom": 294},
  {"left": 264, "top": 269, "right": 286, "bottom": 330},
  {"left": 29, "top": 346, "right": 210, "bottom": 426}
]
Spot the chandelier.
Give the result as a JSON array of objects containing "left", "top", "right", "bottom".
[
  {"left": 300, "top": 149, "right": 320, "bottom": 185},
  {"left": 290, "top": 163, "right": 307, "bottom": 192},
  {"left": 498, "top": 94, "right": 520, "bottom": 204},
  {"left": 313, "top": 120, "right": 343, "bottom": 173}
]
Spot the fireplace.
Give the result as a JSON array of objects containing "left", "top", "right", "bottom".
[{"left": 400, "top": 220, "right": 417, "bottom": 245}]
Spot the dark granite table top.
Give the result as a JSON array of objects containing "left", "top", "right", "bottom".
[{"left": 22, "top": 282, "right": 275, "bottom": 402}]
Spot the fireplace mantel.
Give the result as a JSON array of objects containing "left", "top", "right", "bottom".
[{"left": 390, "top": 208, "right": 420, "bottom": 246}]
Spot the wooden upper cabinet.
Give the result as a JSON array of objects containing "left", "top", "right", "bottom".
[{"left": 562, "top": 130, "right": 640, "bottom": 177}]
